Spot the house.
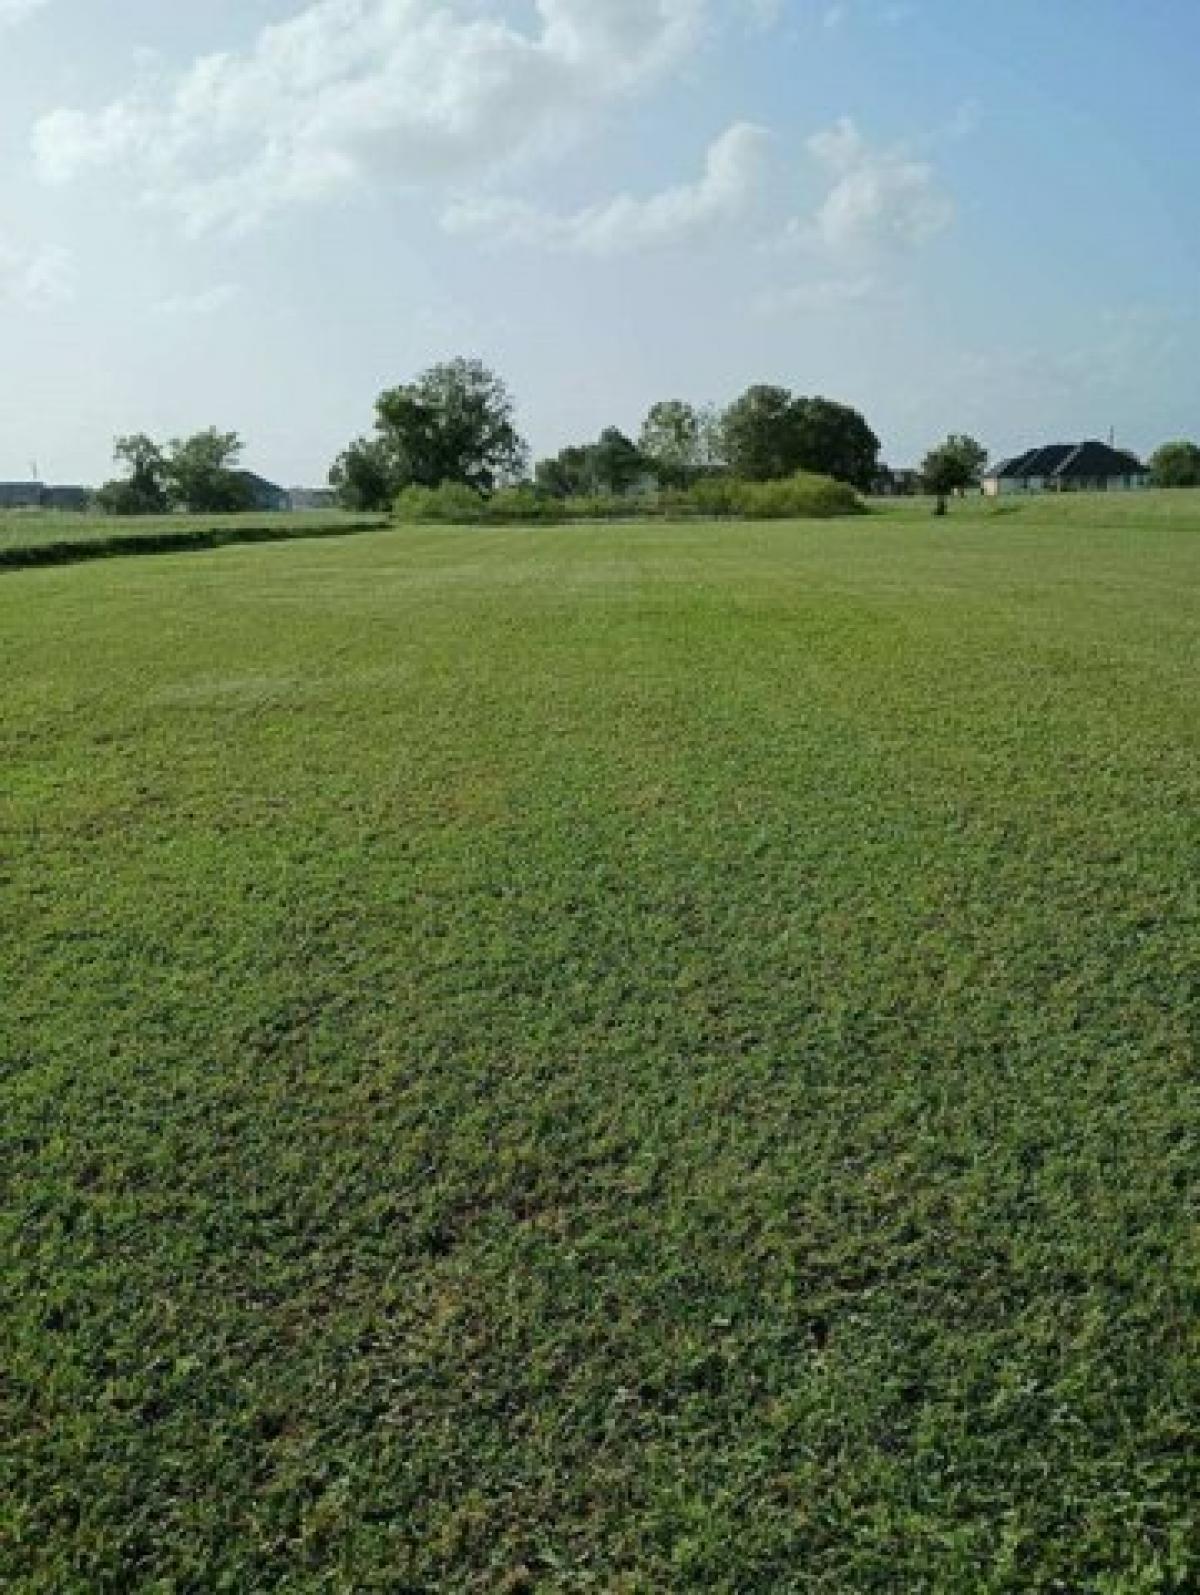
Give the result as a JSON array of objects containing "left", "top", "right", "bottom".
[
  {"left": 872, "top": 465, "right": 922, "bottom": 497},
  {"left": 288, "top": 487, "right": 337, "bottom": 512},
  {"left": 234, "top": 471, "right": 290, "bottom": 512},
  {"left": 0, "top": 482, "right": 45, "bottom": 509},
  {"left": 41, "top": 485, "right": 90, "bottom": 512},
  {"left": 984, "top": 441, "right": 1150, "bottom": 496},
  {"left": 0, "top": 481, "right": 91, "bottom": 511}
]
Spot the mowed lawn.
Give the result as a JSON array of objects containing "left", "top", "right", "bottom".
[{"left": 2, "top": 500, "right": 1198, "bottom": 1591}]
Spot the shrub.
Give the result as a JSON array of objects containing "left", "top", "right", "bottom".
[
  {"left": 732, "top": 472, "right": 862, "bottom": 520},
  {"left": 394, "top": 482, "right": 486, "bottom": 523},
  {"left": 390, "top": 471, "right": 862, "bottom": 526}
]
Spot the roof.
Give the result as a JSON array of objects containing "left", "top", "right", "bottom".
[
  {"left": 235, "top": 471, "right": 286, "bottom": 493},
  {"left": 986, "top": 441, "right": 1147, "bottom": 480}
]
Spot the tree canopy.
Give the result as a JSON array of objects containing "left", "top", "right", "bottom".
[
  {"left": 96, "top": 429, "right": 253, "bottom": 515},
  {"left": 921, "top": 434, "right": 989, "bottom": 497},
  {"left": 639, "top": 401, "right": 707, "bottom": 489},
  {"left": 332, "top": 358, "right": 528, "bottom": 508},
  {"left": 1149, "top": 440, "right": 1200, "bottom": 488},
  {"left": 719, "top": 387, "right": 879, "bottom": 489}
]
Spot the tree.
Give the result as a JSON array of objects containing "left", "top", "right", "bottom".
[
  {"left": 95, "top": 433, "right": 170, "bottom": 515},
  {"left": 639, "top": 400, "right": 704, "bottom": 489},
  {"left": 921, "top": 434, "right": 988, "bottom": 508},
  {"left": 164, "top": 428, "right": 253, "bottom": 513},
  {"left": 1149, "top": 440, "right": 1200, "bottom": 488},
  {"left": 330, "top": 437, "right": 395, "bottom": 511},
  {"left": 373, "top": 357, "right": 528, "bottom": 494},
  {"left": 535, "top": 445, "right": 598, "bottom": 499},
  {"left": 589, "top": 428, "right": 644, "bottom": 495},
  {"left": 792, "top": 396, "right": 880, "bottom": 491},
  {"left": 720, "top": 385, "right": 799, "bottom": 481}
]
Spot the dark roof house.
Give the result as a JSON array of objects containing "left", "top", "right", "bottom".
[
  {"left": 235, "top": 472, "right": 290, "bottom": 512},
  {"left": 984, "top": 441, "right": 1149, "bottom": 494}
]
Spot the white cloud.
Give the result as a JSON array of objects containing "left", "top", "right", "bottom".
[
  {"left": 154, "top": 283, "right": 242, "bottom": 317},
  {"left": 33, "top": 0, "right": 713, "bottom": 235},
  {"left": 0, "top": 240, "right": 74, "bottom": 307},
  {"left": 442, "top": 121, "right": 770, "bottom": 254},
  {"left": 760, "top": 116, "right": 951, "bottom": 316},
  {"left": 799, "top": 115, "right": 953, "bottom": 254}
]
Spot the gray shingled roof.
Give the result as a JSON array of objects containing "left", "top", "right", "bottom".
[{"left": 987, "top": 441, "right": 1147, "bottom": 480}]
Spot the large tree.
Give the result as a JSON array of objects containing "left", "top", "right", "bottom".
[
  {"left": 720, "top": 385, "right": 799, "bottom": 482},
  {"left": 719, "top": 386, "right": 879, "bottom": 487},
  {"left": 921, "top": 434, "right": 989, "bottom": 501},
  {"left": 373, "top": 358, "right": 528, "bottom": 495},
  {"left": 164, "top": 428, "right": 254, "bottom": 513},
  {"left": 792, "top": 396, "right": 880, "bottom": 491},
  {"left": 1149, "top": 440, "right": 1200, "bottom": 488}
]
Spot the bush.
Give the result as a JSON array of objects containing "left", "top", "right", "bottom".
[
  {"left": 732, "top": 472, "right": 862, "bottom": 520},
  {"left": 486, "top": 486, "right": 555, "bottom": 523},
  {"left": 391, "top": 471, "right": 862, "bottom": 526},
  {"left": 394, "top": 482, "right": 486, "bottom": 523}
]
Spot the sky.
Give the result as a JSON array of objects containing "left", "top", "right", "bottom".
[{"left": 1, "top": 0, "right": 1198, "bottom": 488}]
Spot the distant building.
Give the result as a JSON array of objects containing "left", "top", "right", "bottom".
[
  {"left": 0, "top": 481, "right": 92, "bottom": 510},
  {"left": 41, "top": 485, "right": 90, "bottom": 512},
  {"left": 984, "top": 442, "right": 1150, "bottom": 496},
  {"left": 234, "top": 471, "right": 290, "bottom": 512},
  {"left": 872, "top": 466, "right": 922, "bottom": 497},
  {"left": 0, "top": 482, "right": 45, "bottom": 509},
  {"left": 288, "top": 487, "right": 338, "bottom": 512}
]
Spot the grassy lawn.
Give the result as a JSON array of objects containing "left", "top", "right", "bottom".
[
  {"left": 2, "top": 497, "right": 1198, "bottom": 1590},
  {"left": 0, "top": 508, "right": 384, "bottom": 566}
]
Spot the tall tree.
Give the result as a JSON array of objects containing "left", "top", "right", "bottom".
[
  {"left": 164, "top": 428, "right": 253, "bottom": 513},
  {"left": 639, "top": 400, "right": 703, "bottom": 489},
  {"left": 1149, "top": 440, "right": 1200, "bottom": 488},
  {"left": 372, "top": 358, "right": 528, "bottom": 493},
  {"left": 792, "top": 397, "right": 880, "bottom": 491},
  {"left": 720, "top": 385, "right": 799, "bottom": 481}
]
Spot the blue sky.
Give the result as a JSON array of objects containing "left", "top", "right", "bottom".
[{"left": 1, "top": 0, "right": 1197, "bottom": 486}]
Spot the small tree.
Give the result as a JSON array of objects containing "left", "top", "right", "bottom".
[
  {"left": 590, "top": 428, "right": 645, "bottom": 496},
  {"left": 95, "top": 433, "right": 170, "bottom": 515},
  {"left": 330, "top": 437, "right": 395, "bottom": 510},
  {"left": 921, "top": 434, "right": 988, "bottom": 513},
  {"left": 1149, "top": 440, "right": 1200, "bottom": 488},
  {"left": 639, "top": 400, "right": 704, "bottom": 489}
]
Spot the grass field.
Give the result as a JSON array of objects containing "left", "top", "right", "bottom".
[
  {"left": 2, "top": 495, "right": 1198, "bottom": 1590},
  {"left": 0, "top": 508, "right": 384, "bottom": 567}
]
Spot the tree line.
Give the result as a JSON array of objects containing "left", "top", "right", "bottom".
[
  {"left": 95, "top": 430, "right": 257, "bottom": 515},
  {"left": 86, "top": 356, "right": 1200, "bottom": 519},
  {"left": 328, "top": 358, "right": 899, "bottom": 512}
]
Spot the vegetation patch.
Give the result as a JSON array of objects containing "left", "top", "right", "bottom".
[
  {"left": 0, "top": 509, "right": 388, "bottom": 571},
  {"left": 3, "top": 495, "right": 1199, "bottom": 1590}
]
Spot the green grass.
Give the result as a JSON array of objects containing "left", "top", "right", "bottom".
[
  {"left": 2, "top": 495, "right": 1198, "bottom": 1591},
  {"left": 0, "top": 508, "right": 385, "bottom": 568}
]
